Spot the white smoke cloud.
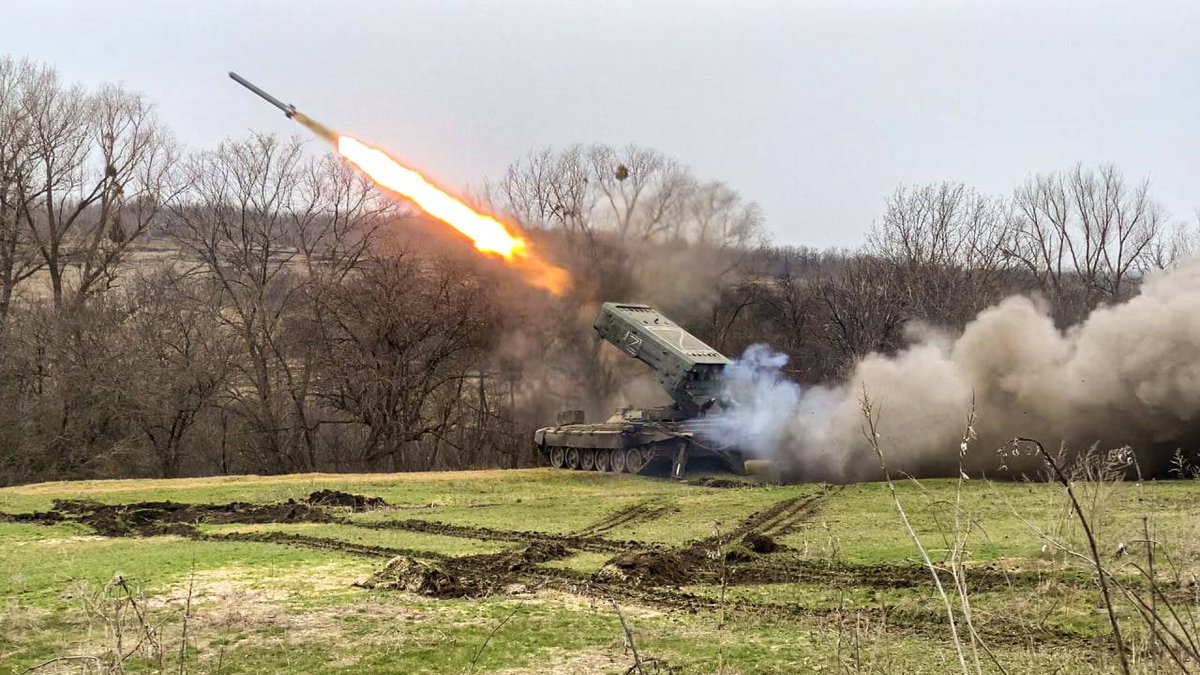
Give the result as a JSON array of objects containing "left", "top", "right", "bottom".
[
  {"left": 702, "top": 344, "right": 800, "bottom": 459},
  {"left": 699, "top": 257, "right": 1200, "bottom": 482}
]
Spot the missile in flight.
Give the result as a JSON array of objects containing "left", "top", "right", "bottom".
[{"left": 228, "top": 71, "right": 334, "bottom": 143}]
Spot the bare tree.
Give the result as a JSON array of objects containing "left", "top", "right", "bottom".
[
  {"left": 0, "top": 57, "right": 46, "bottom": 322},
  {"left": 686, "top": 181, "right": 764, "bottom": 249},
  {"left": 868, "top": 182, "right": 1009, "bottom": 327},
  {"left": 494, "top": 146, "right": 597, "bottom": 243},
  {"left": 116, "top": 269, "right": 234, "bottom": 477},
  {"left": 1007, "top": 164, "right": 1166, "bottom": 319},
  {"left": 1145, "top": 218, "right": 1195, "bottom": 271},
  {"left": 167, "top": 134, "right": 378, "bottom": 472},
  {"left": 13, "top": 63, "right": 177, "bottom": 310},
  {"left": 1069, "top": 164, "right": 1164, "bottom": 300},
  {"left": 586, "top": 144, "right": 694, "bottom": 242},
  {"left": 1, "top": 298, "right": 138, "bottom": 479},
  {"left": 311, "top": 253, "right": 494, "bottom": 470},
  {"left": 817, "top": 256, "right": 907, "bottom": 369},
  {"left": 493, "top": 142, "right": 761, "bottom": 252}
]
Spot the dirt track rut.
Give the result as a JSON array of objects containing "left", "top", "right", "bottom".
[
  {"left": 575, "top": 499, "right": 677, "bottom": 536},
  {"left": 3, "top": 486, "right": 1139, "bottom": 651}
]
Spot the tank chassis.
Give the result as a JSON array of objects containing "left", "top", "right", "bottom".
[{"left": 534, "top": 302, "right": 744, "bottom": 477}]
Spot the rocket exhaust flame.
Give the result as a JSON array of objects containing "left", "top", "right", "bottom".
[
  {"left": 336, "top": 135, "right": 570, "bottom": 294},
  {"left": 228, "top": 72, "right": 570, "bottom": 295}
]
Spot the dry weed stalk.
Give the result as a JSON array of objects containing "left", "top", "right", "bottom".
[
  {"left": 16, "top": 655, "right": 104, "bottom": 674},
  {"left": 939, "top": 399, "right": 1008, "bottom": 675},
  {"left": 859, "top": 387, "right": 970, "bottom": 675},
  {"left": 1011, "top": 437, "right": 1130, "bottom": 674},
  {"left": 178, "top": 562, "right": 196, "bottom": 674},
  {"left": 466, "top": 606, "right": 520, "bottom": 673},
  {"left": 612, "top": 599, "right": 645, "bottom": 675},
  {"left": 38, "top": 572, "right": 203, "bottom": 674},
  {"left": 713, "top": 522, "right": 729, "bottom": 675},
  {"left": 986, "top": 461, "right": 1200, "bottom": 672}
]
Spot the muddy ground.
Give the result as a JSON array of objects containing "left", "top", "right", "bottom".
[{"left": 2, "top": 486, "right": 1133, "bottom": 650}]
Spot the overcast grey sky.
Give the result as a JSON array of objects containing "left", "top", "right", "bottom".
[{"left": 4, "top": 0, "right": 1196, "bottom": 248}]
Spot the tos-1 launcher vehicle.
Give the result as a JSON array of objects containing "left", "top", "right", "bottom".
[{"left": 534, "top": 302, "right": 744, "bottom": 477}]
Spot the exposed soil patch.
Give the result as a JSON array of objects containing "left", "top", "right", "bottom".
[
  {"left": 359, "top": 557, "right": 466, "bottom": 596},
  {"left": 741, "top": 532, "right": 783, "bottom": 554},
  {"left": 8, "top": 486, "right": 1136, "bottom": 652},
  {"left": 1, "top": 510, "right": 67, "bottom": 525},
  {"left": 360, "top": 541, "right": 575, "bottom": 598},
  {"left": 8, "top": 490, "right": 382, "bottom": 538},
  {"left": 687, "top": 476, "right": 753, "bottom": 489},
  {"left": 596, "top": 550, "right": 700, "bottom": 587},
  {"left": 306, "top": 489, "right": 387, "bottom": 511},
  {"left": 51, "top": 499, "right": 333, "bottom": 537},
  {"left": 722, "top": 544, "right": 757, "bottom": 563}
]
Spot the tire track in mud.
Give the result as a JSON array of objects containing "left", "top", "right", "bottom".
[
  {"left": 354, "top": 517, "right": 641, "bottom": 554},
  {"left": 737, "top": 486, "right": 844, "bottom": 540},
  {"left": 686, "top": 486, "right": 844, "bottom": 558},
  {"left": 9, "top": 490, "right": 1115, "bottom": 597},
  {"left": 203, "top": 526, "right": 1121, "bottom": 651},
  {"left": 199, "top": 530, "right": 447, "bottom": 560},
  {"left": 4, "top": 487, "right": 1156, "bottom": 652},
  {"left": 758, "top": 486, "right": 844, "bottom": 538},
  {"left": 574, "top": 499, "right": 677, "bottom": 537},
  {"left": 521, "top": 571, "right": 1115, "bottom": 651}
]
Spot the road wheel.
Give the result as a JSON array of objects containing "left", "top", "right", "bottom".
[
  {"left": 549, "top": 446, "right": 565, "bottom": 469},
  {"left": 624, "top": 448, "right": 644, "bottom": 474},
  {"left": 580, "top": 449, "right": 596, "bottom": 471},
  {"left": 596, "top": 449, "right": 612, "bottom": 472},
  {"left": 566, "top": 448, "right": 581, "bottom": 470},
  {"left": 610, "top": 448, "right": 627, "bottom": 473}
]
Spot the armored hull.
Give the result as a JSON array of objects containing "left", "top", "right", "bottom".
[
  {"left": 535, "top": 409, "right": 743, "bottom": 477},
  {"left": 535, "top": 302, "right": 745, "bottom": 477}
]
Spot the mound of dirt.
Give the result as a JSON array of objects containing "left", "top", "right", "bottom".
[
  {"left": 455, "top": 541, "right": 572, "bottom": 583},
  {"left": 687, "top": 476, "right": 753, "bottom": 489},
  {"left": 519, "top": 540, "right": 570, "bottom": 562},
  {"left": 359, "top": 541, "right": 574, "bottom": 598},
  {"left": 596, "top": 550, "right": 692, "bottom": 587},
  {"left": 723, "top": 544, "right": 757, "bottom": 563},
  {"left": 359, "top": 556, "right": 466, "bottom": 597},
  {"left": 3, "top": 510, "right": 65, "bottom": 525},
  {"left": 742, "top": 532, "right": 783, "bottom": 554},
  {"left": 53, "top": 499, "right": 333, "bottom": 537},
  {"left": 306, "top": 490, "right": 387, "bottom": 511}
]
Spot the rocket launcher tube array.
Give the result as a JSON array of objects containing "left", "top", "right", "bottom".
[{"left": 593, "top": 302, "right": 729, "bottom": 414}]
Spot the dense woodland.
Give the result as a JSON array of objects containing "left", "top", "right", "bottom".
[{"left": 1, "top": 56, "right": 1194, "bottom": 485}]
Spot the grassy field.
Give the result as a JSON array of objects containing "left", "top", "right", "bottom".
[{"left": 2, "top": 469, "right": 1199, "bottom": 674}]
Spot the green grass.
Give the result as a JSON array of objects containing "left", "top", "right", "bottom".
[
  {"left": 539, "top": 551, "right": 614, "bottom": 575},
  {"left": 2, "top": 469, "right": 1198, "bottom": 673},
  {"left": 768, "top": 478, "right": 1200, "bottom": 571},
  {"left": 200, "top": 594, "right": 625, "bottom": 674},
  {"left": 0, "top": 533, "right": 374, "bottom": 670},
  {"left": 0, "top": 468, "right": 686, "bottom": 509},
  {"left": 348, "top": 481, "right": 826, "bottom": 546}
]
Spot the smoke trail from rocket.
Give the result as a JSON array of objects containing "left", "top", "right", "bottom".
[{"left": 228, "top": 72, "right": 570, "bottom": 295}]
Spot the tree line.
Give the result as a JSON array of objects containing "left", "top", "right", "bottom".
[{"left": 0, "top": 56, "right": 1192, "bottom": 485}]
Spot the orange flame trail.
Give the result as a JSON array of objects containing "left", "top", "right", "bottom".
[{"left": 335, "top": 135, "right": 570, "bottom": 295}]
